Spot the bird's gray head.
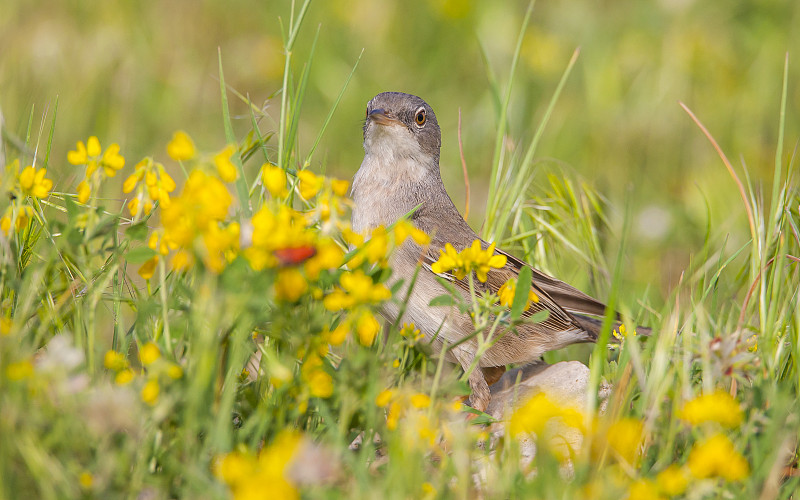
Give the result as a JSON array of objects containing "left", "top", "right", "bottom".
[{"left": 363, "top": 92, "right": 441, "bottom": 166}]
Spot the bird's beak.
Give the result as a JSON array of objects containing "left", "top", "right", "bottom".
[{"left": 368, "top": 108, "right": 403, "bottom": 127}]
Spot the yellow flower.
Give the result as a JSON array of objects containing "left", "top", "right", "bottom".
[
  {"left": 171, "top": 249, "right": 194, "bottom": 272},
  {"left": 138, "top": 256, "right": 158, "bottom": 280},
  {"left": 431, "top": 240, "right": 506, "bottom": 282},
  {"left": 627, "top": 479, "right": 664, "bottom": 500},
  {"left": 400, "top": 323, "right": 424, "bottom": 342},
  {"left": 497, "top": 277, "right": 539, "bottom": 310},
  {"left": 323, "top": 320, "right": 350, "bottom": 346},
  {"left": 0, "top": 317, "right": 12, "bottom": 336},
  {"left": 331, "top": 179, "right": 350, "bottom": 197},
  {"left": 214, "top": 144, "right": 239, "bottom": 182},
  {"left": 1, "top": 205, "right": 35, "bottom": 235},
  {"left": 605, "top": 418, "right": 644, "bottom": 464},
  {"left": 613, "top": 324, "right": 637, "bottom": 341},
  {"left": 167, "top": 364, "right": 184, "bottom": 379},
  {"left": 78, "top": 472, "right": 93, "bottom": 490},
  {"left": 139, "top": 342, "right": 161, "bottom": 365},
  {"left": 687, "top": 433, "right": 749, "bottom": 481},
  {"left": 410, "top": 393, "right": 431, "bottom": 408},
  {"left": 215, "top": 432, "right": 302, "bottom": 500},
  {"left": 656, "top": 465, "right": 688, "bottom": 496},
  {"left": 124, "top": 158, "right": 176, "bottom": 217},
  {"left": 6, "top": 360, "right": 34, "bottom": 380},
  {"left": 160, "top": 170, "right": 232, "bottom": 249},
  {"left": 76, "top": 180, "right": 91, "bottom": 204},
  {"left": 376, "top": 389, "right": 395, "bottom": 407},
  {"left": 104, "top": 350, "right": 128, "bottom": 371},
  {"left": 303, "top": 240, "right": 344, "bottom": 280},
  {"left": 275, "top": 268, "right": 308, "bottom": 302},
  {"left": 166, "top": 130, "right": 196, "bottom": 161},
  {"left": 261, "top": 163, "right": 288, "bottom": 198},
  {"left": 297, "top": 169, "right": 323, "bottom": 199},
  {"left": 19, "top": 166, "right": 53, "bottom": 199},
  {"left": 679, "top": 390, "right": 743, "bottom": 428},
  {"left": 508, "top": 392, "right": 583, "bottom": 437},
  {"left": 68, "top": 136, "right": 125, "bottom": 177},
  {"left": 393, "top": 219, "right": 431, "bottom": 246},
  {"left": 323, "top": 270, "right": 391, "bottom": 310},
  {"left": 141, "top": 379, "right": 160, "bottom": 405},
  {"left": 115, "top": 369, "right": 135, "bottom": 385},
  {"left": 354, "top": 310, "right": 380, "bottom": 346},
  {"left": 214, "top": 451, "right": 256, "bottom": 487},
  {"left": 307, "top": 369, "right": 334, "bottom": 398}
]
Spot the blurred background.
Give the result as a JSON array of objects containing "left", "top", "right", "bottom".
[{"left": 2, "top": 0, "right": 799, "bottom": 308}]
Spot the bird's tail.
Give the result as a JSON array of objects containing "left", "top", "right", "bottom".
[{"left": 573, "top": 314, "right": 652, "bottom": 342}]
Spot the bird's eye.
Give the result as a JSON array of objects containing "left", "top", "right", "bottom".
[{"left": 414, "top": 108, "right": 426, "bottom": 127}]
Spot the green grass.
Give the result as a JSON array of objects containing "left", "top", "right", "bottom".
[{"left": 2, "top": 1, "right": 800, "bottom": 499}]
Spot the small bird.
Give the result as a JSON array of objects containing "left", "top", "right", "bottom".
[{"left": 352, "top": 92, "right": 626, "bottom": 413}]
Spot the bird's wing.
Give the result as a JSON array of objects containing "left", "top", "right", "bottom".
[
  {"left": 420, "top": 243, "right": 583, "bottom": 334},
  {"left": 492, "top": 247, "right": 614, "bottom": 319}
]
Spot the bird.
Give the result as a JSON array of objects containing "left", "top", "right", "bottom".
[{"left": 351, "top": 91, "right": 631, "bottom": 413}]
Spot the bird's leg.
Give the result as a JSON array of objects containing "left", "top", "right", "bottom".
[{"left": 451, "top": 344, "right": 491, "bottom": 413}]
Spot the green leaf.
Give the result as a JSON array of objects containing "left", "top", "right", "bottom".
[
  {"left": 429, "top": 294, "right": 456, "bottom": 307},
  {"left": 510, "top": 265, "right": 532, "bottom": 320},
  {"left": 125, "top": 222, "right": 150, "bottom": 242},
  {"left": 124, "top": 246, "right": 156, "bottom": 264}
]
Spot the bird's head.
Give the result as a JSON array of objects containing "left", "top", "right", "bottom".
[{"left": 362, "top": 92, "right": 441, "bottom": 166}]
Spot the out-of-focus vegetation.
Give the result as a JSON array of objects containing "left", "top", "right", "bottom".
[{"left": 3, "top": 0, "right": 798, "bottom": 299}]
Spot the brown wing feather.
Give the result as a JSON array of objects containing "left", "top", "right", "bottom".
[{"left": 493, "top": 247, "right": 615, "bottom": 319}]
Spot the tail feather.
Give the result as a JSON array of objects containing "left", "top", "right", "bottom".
[{"left": 573, "top": 314, "right": 652, "bottom": 342}]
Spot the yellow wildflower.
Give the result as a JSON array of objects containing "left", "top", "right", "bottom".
[
  {"left": 1, "top": 205, "right": 34, "bottom": 235},
  {"left": 138, "top": 256, "right": 158, "bottom": 280},
  {"left": 431, "top": 240, "right": 506, "bottom": 282},
  {"left": 139, "top": 342, "right": 161, "bottom": 365},
  {"left": 167, "top": 364, "right": 184, "bottom": 379},
  {"left": 354, "top": 310, "right": 380, "bottom": 346},
  {"left": 627, "top": 479, "right": 664, "bottom": 500},
  {"left": 307, "top": 369, "right": 334, "bottom": 398},
  {"left": 393, "top": 219, "right": 431, "bottom": 246},
  {"left": 605, "top": 418, "right": 644, "bottom": 464},
  {"left": 497, "top": 277, "right": 539, "bottom": 310},
  {"left": 115, "top": 369, "right": 135, "bottom": 385},
  {"left": 508, "top": 392, "right": 583, "bottom": 437},
  {"left": 297, "top": 169, "right": 323, "bottom": 199},
  {"left": 0, "top": 317, "right": 12, "bottom": 335},
  {"left": 261, "top": 163, "right": 288, "bottom": 198},
  {"left": 303, "top": 240, "right": 344, "bottom": 279},
  {"left": 274, "top": 268, "right": 308, "bottom": 302},
  {"left": 214, "top": 144, "right": 239, "bottom": 182},
  {"left": 687, "top": 433, "right": 749, "bottom": 481},
  {"left": 104, "top": 350, "right": 128, "bottom": 371},
  {"left": 68, "top": 136, "right": 125, "bottom": 177},
  {"left": 215, "top": 432, "right": 301, "bottom": 500},
  {"left": 166, "top": 130, "right": 196, "bottom": 161},
  {"left": 613, "top": 324, "right": 637, "bottom": 341},
  {"left": 6, "top": 360, "right": 34, "bottom": 380},
  {"left": 78, "top": 472, "right": 93, "bottom": 490},
  {"left": 76, "top": 180, "right": 91, "bottom": 204},
  {"left": 376, "top": 389, "right": 394, "bottom": 407},
  {"left": 323, "top": 270, "right": 391, "bottom": 310},
  {"left": 679, "top": 390, "right": 743, "bottom": 428},
  {"left": 19, "top": 165, "right": 53, "bottom": 199},
  {"left": 656, "top": 465, "right": 688, "bottom": 496},
  {"left": 141, "top": 379, "right": 160, "bottom": 405},
  {"left": 410, "top": 393, "right": 431, "bottom": 408},
  {"left": 331, "top": 179, "right": 350, "bottom": 197}
]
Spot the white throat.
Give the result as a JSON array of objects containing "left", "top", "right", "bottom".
[{"left": 351, "top": 124, "right": 434, "bottom": 233}]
